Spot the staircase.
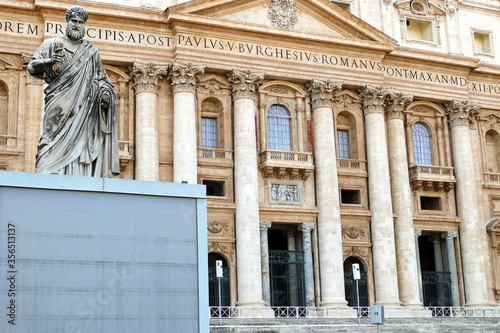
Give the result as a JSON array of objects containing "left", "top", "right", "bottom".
[{"left": 210, "top": 317, "right": 500, "bottom": 332}]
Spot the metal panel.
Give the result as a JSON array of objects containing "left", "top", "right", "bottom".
[{"left": 0, "top": 172, "right": 208, "bottom": 333}]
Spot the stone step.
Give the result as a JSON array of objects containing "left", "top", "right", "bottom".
[{"left": 209, "top": 317, "right": 500, "bottom": 333}]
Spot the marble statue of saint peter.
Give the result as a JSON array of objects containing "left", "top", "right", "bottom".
[{"left": 28, "top": 6, "right": 119, "bottom": 177}]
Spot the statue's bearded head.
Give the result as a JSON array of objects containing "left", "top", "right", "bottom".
[{"left": 65, "top": 6, "right": 87, "bottom": 41}]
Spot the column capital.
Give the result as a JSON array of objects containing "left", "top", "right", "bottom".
[
  {"left": 227, "top": 69, "right": 264, "bottom": 100},
  {"left": 298, "top": 222, "right": 316, "bottom": 233},
  {"left": 359, "top": 85, "right": 393, "bottom": 115},
  {"left": 445, "top": 100, "right": 480, "bottom": 128},
  {"left": 414, "top": 229, "right": 422, "bottom": 238},
  {"left": 385, "top": 91, "right": 413, "bottom": 120},
  {"left": 259, "top": 221, "right": 272, "bottom": 230},
  {"left": 305, "top": 79, "right": 342, "bottom": 110},
  {"left": 283, "top": 228, "right": 297, "bottom": 238},
  {"left": 130, "top": 61, "right": 169, "bottom": 94},
  {"left": 168, "top": 62, "right": 205, "bottom": 94},
  {"left": 430, "top": 234, "right": 442, "bottom": 243},
  {"left": 442, "top": 231, "right": 458, "bottom": 239}
]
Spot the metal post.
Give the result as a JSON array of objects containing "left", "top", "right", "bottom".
[
  {"left": 356, "top": 278, "right": 360, "bottom": 325},
  {"left": 217, "top": 277, "right": 222, "bottom": 326},
  {"left": 353, "top": 263, "right": 361, "bottom": 325},
  {"left": 216, "top": 260, "right": 223, "bottom": 326}
]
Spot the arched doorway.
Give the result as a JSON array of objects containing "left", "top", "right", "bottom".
[
  {"left": 344, "top": 257, "right": 368, "bottom": 307},
  {"left": 208, "top": 253, "right": 230, "bottom": 307}
]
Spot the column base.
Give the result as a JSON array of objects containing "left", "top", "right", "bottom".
[
  {"left": 306, "top": 307, "right": 357, "bottom": 318},
  {"left": 382, "top": 306, "right": 432, "bottom": 318},
  {"left": 234, "top": 307, "right": 275, "bottom": 318}
]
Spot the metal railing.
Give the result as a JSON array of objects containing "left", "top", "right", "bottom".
[
  {"left": 209, "top": 306, "right": 500, "bottom": 319},
  {"left": 425, "top": 307, "right": 500, "bottom": 317}
]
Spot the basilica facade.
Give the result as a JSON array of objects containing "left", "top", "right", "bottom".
[{"left": 1, "top": 0, "right": 500, "bottom": 318}]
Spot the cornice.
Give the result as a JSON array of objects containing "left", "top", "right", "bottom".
[
  {"left": 33, "top": 0, "right": 167, "bottom": 24},
  {"left": 389, "top": 46, "right": 480, "bottom": 70},
  {"left": 166, "top": 12, "right": 395, "bottom": 54}
]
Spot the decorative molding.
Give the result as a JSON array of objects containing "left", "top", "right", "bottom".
[
  {"left": 227, "top": 69, "right": 264, "bottom": 100},
  {"left": 343, "top": 246, "right": 370, "bottom": 260},
  {"left": 359, "top": 85, "right": 393, "bottom": 115},
  {"left": 260, "top": 221, "right": 272, "bottom": 231},
  {"left": 168, "top": 62, "right": 205, "bottom": 94},
  {"left": 415, "top": 229, "right": 423, "bottom": 238},
  {"left": 208, "top": 221, "right": 229, "bottom": 235},
  {"left": 298, "top": 223, "right": 315, "bottom": 233},
  {"left": 342, "top": 226, "right": 367, "bottom": 241},
  {"left": 129, "top": 62, "right": 169, "bottom": 94},
  {"left": 305, "top": 79, "right": 342, "bottom": 110},
  {"left": 266, "top": 0, "right": 299, "bottom": 30},
  {"left": 208, "top": 241, "right": 235, "bottom": 262},
  {"left": 442, "top": 231, "right": 458, "bottom": 239},
  {"left": 385, "top": 91, "right": 413, "bottom": 120},
  {"left": 270, "top": 183, "right": 299, "bottom": 202},
  {"left": 445, "top": 100, "right": 480, "bottom": 128}
]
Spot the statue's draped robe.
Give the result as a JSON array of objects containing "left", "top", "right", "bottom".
[{"left": 32, "top": 37, "right": 119, "bottom": 177}]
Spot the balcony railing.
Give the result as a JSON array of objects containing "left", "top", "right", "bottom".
[
  {"left": 262, "top": 150, "right": 312, "bottom": 163},
  {"left": 0, "top": 135, "right": 16, "bottom": 147},
  {"left": 260, "top": 150, "right": 314, "bottom": 180},
  {"left": 409, "top": 165, "right": 455, "bottom": 180},
  {"left": 409, "top": 165, "right": 455, "bottom": 192},
  {"left": 484, "top": 172, "right": 500, "bottom": 187},
  {"left": 198, "top": 148, "right": 232, "bottom": 160},
  {"left": 209, "top": 306, "right": 500, "bottom": 319}
]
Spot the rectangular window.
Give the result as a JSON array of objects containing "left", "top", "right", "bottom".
[
  {"left": 201, "top": 117, "right": 218, "bottom": 149},
  {"left": 332, "top": 1, "right": 351, "bottom": 12},
  {"left": 341, "top": 189, "right": 360, "bottom": 205},
  {"left": 406, "top": 19, "right": 433, "bottom": 42},
  {"left": 420, "top": 196, "right": 441, "bottom": 211},
  {"left": 474, "top": 32, "right": 492, "bottom": 54},
  {"left": 337, "top": 130, "right": 350, "bottom": 159},
  {"left": 202, "top": 180, "right": 225, "bottom": 197}
]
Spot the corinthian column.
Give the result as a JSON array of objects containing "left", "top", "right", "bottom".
[
  {"left": 168, "top": 62, "right": 205, "bottom": 184},
  {"left": 298, "top": 223, "right": 316, "bottom": 307},
  {"left": 227, "top": 70, "right": 271, "bottom": 316},
  {"left": 359, "top": 85, "right": 400, "bottom": 307},
  {"left": 385, "top": 92, "right": 422, "bottom": 308},
  {"left": 260, "top": 221, "right": 272, "bottom": 307},
  {"left": 446, "top": 100, "right": 488, "bottom": 306},
  {"left": 306, "top": 79, "right": 347, "bottom": 307},
  {"left": 130, "top": 62, "right": 168, "bottom": 181}
]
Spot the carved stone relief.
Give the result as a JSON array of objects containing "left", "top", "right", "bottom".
[
  {"left": 207, "top": 220, "right": 230, "bottom": 235},
  {"left": 341, "top": 226, "right": 368, "bottom": 241},
  {"left": 208, "top": 241, "right": 235, "bottom": 263},
  {"left": 271, "top": 183, "right": 299, "bottom": 202},
  {"left": 266, "top": 0, "right": 299, "bottom": 30}
]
